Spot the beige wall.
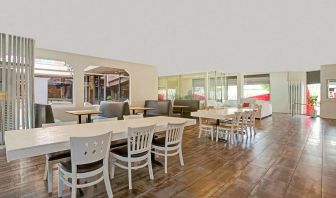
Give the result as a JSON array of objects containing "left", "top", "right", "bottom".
[
  {"left": 36, "top": 48, "right": 158, "bottom": 121},
  {"left": 320, "top": 65, "right": 336, "bottom": 119}
]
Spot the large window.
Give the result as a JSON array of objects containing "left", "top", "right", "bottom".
[
  {"left": 226, "top": 76, "right": 237, "bottom": 100},
  {"left": 84, "top": 66, "right": 130, "bottom": 105},
  {"left": 34, "top": 59, "right": 73, "bottom": 105},
  {"left": 243, "top": 74, "right": 270, "bottom": 101}
]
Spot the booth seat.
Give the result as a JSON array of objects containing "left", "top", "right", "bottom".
[
  {"left": 173, "top": 100, "right": 200, "bottom": 118},
  {"left": 144, "top": 100, "right": 173, "bottom": 117}
]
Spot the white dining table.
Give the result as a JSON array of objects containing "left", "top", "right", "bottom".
[
  {"left": 191, "top": 107, "right": 253, "bottom": 120},
  {"left": 5, "top": 116, "right": 196, "bottom": 162}
]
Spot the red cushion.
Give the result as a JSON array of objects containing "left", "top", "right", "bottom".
[{"left": 242, "top": 103, "right": 250, "bottom": 108}]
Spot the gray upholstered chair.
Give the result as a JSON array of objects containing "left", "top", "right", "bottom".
[
  {"left": 93, "top": 101, "right": 130, "bottom": 120},
  {"left": 144, "top": 100, "right": 174, "bottom": 117}
]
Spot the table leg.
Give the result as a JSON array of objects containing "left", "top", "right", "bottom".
[
  {"left": 180, "top": 108, "right": 184, "bottom": 118},
  {"left": 132, "top": 109, "right": 136, "bottom": 115},
  {"left": 78, "top": 115, "right": 82, "bottom": 124},
  {"left": 87, "top": 114, "right": 92, "bottom": 123}
]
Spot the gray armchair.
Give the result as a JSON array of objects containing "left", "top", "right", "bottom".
[{"left": 96, "top": 101, "right": 130, "bottom": 120}]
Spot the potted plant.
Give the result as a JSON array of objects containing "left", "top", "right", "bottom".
[{"left": 308, "top": 96, "right": 318, "bottom": 118}]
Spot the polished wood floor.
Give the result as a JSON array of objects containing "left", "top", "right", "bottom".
[{"left": 0, "top": 113, "right": 336, "bottom": 198}]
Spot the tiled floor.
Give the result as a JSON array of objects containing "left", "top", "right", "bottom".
[{"left": 0, "top": 113, "right": 335, "bottom": 197}]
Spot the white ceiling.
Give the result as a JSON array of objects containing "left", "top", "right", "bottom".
[{"left": 1, "top": 0, "right": 335, "bottom": 75}]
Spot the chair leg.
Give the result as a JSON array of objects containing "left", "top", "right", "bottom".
[
  {"left": 103, "top": 164, "right": 113, "bottom": 198},
  {"left": 179, "top": 148, "right": 184, "bottom": 166},
  {"left": 198, "top": 128, "right": 202, "bottom": 138},
  {"left": 47, "top": 161, "right": 53, "bottom": 193},
  {"left": 43, "top": 158, "right": 48, "bottom": 181},
  {"left": 71, "top": 177, "right": 77, "bottom": 198},
  {"left": 216, "top": 129, "right": 219, "bottom": 142},
  {"left": 210, "top": 128, "right": 214, "bottom": 141},
  {"left": 164, "top": 150, "right": 168, "bottom": 174},
  {"left": 147, "top": 155, "right": 154, "bottom": 180},
  {"left": 57, "top": 168, "right": 63, "bottom": 198},
  {"left": 128, "top": 162, "right": 132, "bottom": 190},
  {"left": 110, "top": 155, "right": 115, "bottom": 179}
]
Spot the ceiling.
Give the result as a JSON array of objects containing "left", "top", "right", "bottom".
[{"left": 1, "top": 0, "right": 336, "bottom": 75}]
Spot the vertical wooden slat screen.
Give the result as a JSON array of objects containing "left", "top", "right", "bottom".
[
  {"left": 289, "top": 81, "right": 306, "bottom": 116},
  {"left": 0, "top": 33, "right": 35, "bottom": 144}
]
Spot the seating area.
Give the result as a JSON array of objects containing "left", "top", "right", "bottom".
[{"left": 1, "top": 2, "right": 336, "bottom": 198}]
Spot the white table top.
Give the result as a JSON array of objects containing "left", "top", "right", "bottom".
[
  {"left": 5, "top": 116, "right": 196, "bottom": 162},
  {"left": 191, "top": 107, "right": 253, "bottom": 120}
]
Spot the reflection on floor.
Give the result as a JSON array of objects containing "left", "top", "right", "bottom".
[{"left": 0, "top": 113, "right": 335, "bottom": 198}]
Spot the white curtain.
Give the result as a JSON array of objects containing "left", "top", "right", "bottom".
[
  {"left": 289, "top": 81, "right": 306, "bottom": 116},
  {"left": 0, "top": 33, "right": 35, "bottom": 144}
]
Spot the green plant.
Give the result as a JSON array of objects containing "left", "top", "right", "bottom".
[
  {"left": 106, "top": 96, "right": 113, "bottom": 101},
  {"left": 308, "top": 96, "right": 318, "bottom": 107}
]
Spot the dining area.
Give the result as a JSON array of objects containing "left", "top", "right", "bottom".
[{"left": 6, "top": 108, "right": 196, "bottom": 197}]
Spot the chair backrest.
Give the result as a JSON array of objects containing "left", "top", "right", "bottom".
[
  {"left": 127, "top": 125, "right": 156, "bottom": 156},
  {"left": 70, "top": 132, "right": 112, "bottom": 168},
  {"left": 123, "top": 114, "right": 143, "bottom": 120},
  {"left": 165, "top": 122, "right": 186, "bottom": 146},
  {"left": 92, "top": 117, "right": 118, "bottom": 123},
  {"left": 42, "top": 121, "right": 77, "bottom": 128},
  {"left": 250, "top": 110, "right": 257, "bottom": 124},
  {"left": 99, "top": 101, "right": 130, "bottom": 120},
  {"left": 232, "top": 112, "right": 243, "bottom": 125},
  {"left": 242, "top": 111, "right": 252, "bottom": 124}
]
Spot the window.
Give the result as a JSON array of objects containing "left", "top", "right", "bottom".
[
  {"left": 84, "top": 66, "right": 130, "bottom": 105},
  {"left": 34, "top": 59, "right": 74, "bottom": 105},
  {"left": 226, "top": 76, "right": 237, "bottom": 100},
  {"left": 243, "top": 74, "right": 270, "bottom": 101},
  {"left": 192, "top": 79, "right": 206, "bottom": 100}
]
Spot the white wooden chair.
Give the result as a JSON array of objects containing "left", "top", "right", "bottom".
[
  {"left": 198, "top": 118, "right": 216, "bottom": 141},
  {"left": 247, "top": 110, "right": 257, "bottom": 135},
  {"left": 240, "top": 111, "right": 252, "bottom": 136},
  {"left": 57, "top": 132, "right": 113, "bottom": 198},
  {"left": 216, "top": 112, "right": 243, "bottom": 142},
  {"left": 110, "top": 124, "right": 156, "bottom": 189},
  {"left": 92, "top": 117, "right": 118, "bottom": 123},
  {"left": 41, "top": 121, "right": 77, "bottom": 194},
  {"left": 152, "top": 122, "right": 186, "bottom": 174},
  {"left": 123, "top": 114, "right": 143, "bottom": 120}
]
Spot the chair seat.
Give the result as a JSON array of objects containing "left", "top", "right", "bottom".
[
  {"left": 110, "top": 139, "right": 128, "bottom": 149},
  {"left": 59, "top": 159, "right": 103, "bottom": 173},
  {"left": 218, "top": 123, "right": 239, "bottom": 129},
  {"left": 152, "top": 137, "right": 178, "bottom": 147},
  {"left": 111, "top": 146, "right": 148, "bottom": 158},
  {"left": 47, "top": 151, "right": 71, "bottom": 161}
]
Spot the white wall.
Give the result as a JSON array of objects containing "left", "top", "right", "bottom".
[
  {"left": 320, "top": 65, "right": 336, "bottom": 119},
  {"left": 34, "top": 77, "right": 49, "bottom": 105},
  {"left": 270, "top": 72, "right": 290, "bottom": 113},
  {"left": 36, "top": 48, "right": 158, "bottom": 121}
]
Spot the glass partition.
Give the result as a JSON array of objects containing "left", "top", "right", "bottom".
[{"left": 158, "top": 71, "right": 232, "bottom": 108}]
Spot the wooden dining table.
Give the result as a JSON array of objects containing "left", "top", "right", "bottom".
[
  {"left": 129, "top": 107, "right": 155, "bottom": 115},
  {"left": 5, "top": 116, "right": 196, "bottom": 162},
  {"left": 66, "top": 110, "right": 101, "bottom": 124},
  {"left": 191, "top": 107, "right": 253, "bottom": 121}
]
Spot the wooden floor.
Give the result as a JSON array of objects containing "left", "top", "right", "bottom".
[{"left": 0, "top": 113, "right": 336, "bottom": 198}]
